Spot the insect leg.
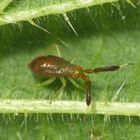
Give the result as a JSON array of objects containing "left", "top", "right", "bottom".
[
  {"left": 68, "top": 78, "right": 85, "bottom": 91},
  {"left": 55, "top": 77, "right": 67, "bottom": 99},
  {"left": 58, "top": 77, "right": 66, "bottom": 93},
  {"left": 37, "top": 77, "right": 56, "bottom": 87},
  {"left": 84, "top": 63, "right": 134, "bottom": 73},
  {"left": 49, "top": 78, "right": 66, "bottom": 104},
  {"left": 55, "top": 44, "right": 61, "bottom": 57},
  {"left": 72, "top": 74, "right": 91, "bottom": 105}
]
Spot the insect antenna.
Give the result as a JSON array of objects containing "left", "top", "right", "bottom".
[{"left": 84, "top": 63, "right": 134, "bottom": 73}]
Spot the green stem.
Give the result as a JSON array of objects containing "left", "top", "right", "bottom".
[
  {"left": 0, "top": 0, "right": 119, "bottom": 26},
  {"left": 0, "top": 99, "right": 140, "bottom": 116}
]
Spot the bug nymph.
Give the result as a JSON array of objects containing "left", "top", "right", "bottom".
[{"left": 29, "top": 55, "right": 133, "bottom": 106}]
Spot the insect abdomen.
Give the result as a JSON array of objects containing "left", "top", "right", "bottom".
[{"left": 28, "top": 55, "right": 76, "bottom": 77}]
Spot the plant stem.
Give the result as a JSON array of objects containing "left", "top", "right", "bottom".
[
  {"left": 0, "top": 0, "right": 119, "bottom": 26},
  {"left": 0, "top": 99, "right": 140, "bottom": 116}
]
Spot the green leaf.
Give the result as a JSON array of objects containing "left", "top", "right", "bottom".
[{"left": 0, "top": 0, "right": 140, "bottom": 139}]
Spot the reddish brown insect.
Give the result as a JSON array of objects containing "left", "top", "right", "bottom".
[{"left": 28, "top": 55, "right": 133, "bottom": 105}]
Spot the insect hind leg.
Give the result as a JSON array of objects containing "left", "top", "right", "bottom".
[{"left": 55, "top": 45, "right": 61, "bottom": 57}]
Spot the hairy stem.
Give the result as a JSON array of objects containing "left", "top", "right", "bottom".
[
  {"left": 0, "top": 99, "right": 140, "bottom": 116},
  {"left": 0, "top": 0, "right": 119, "bottom": 26}
]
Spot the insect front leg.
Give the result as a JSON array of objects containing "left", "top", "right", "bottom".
[{"left": 72, "top": 74, "right": 91, "bottom": 106}]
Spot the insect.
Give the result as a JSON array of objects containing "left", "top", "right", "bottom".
[{"left": 28, "top": 55, "right": 133, "bottom": 106}]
